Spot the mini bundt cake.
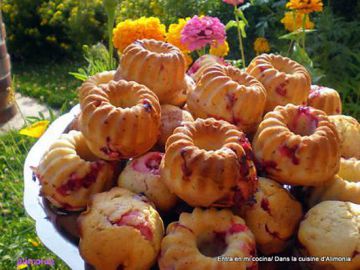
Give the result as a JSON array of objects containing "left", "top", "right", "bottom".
[
  {"left": 329, "top": 115, "right": 360, "bottom": 159},
  {"left": 246, "top": 54, "right": 311, "bottom": 112},
  {"left": 240, "top": 177, "right": 303, "bottom": 255},
  {"left": 339, "top": 157, "right": 360, "bottom": 181},
  {"left": 187, "top": 54, "right": 227, "bottom": 82},
  {"left": 80, "top": 79, "right": 161, "bottom": 160},
  {"left": 158, "top": 104, "right": 194, "bottom": 147},
  {"left": 159, "top": 208, "right": 257, "bottom": 270},
  {"left": 298, "top": 201, "right": 360, "bottom": 270},
  {"left": 78, "top": 70, "right": 115, "bottom": 100},
  {"left": 118, "top": 152, "right": 177, "bottom": 212},
  {"left": 307, "top": 85, "right": 342, "bottom": 115},
  {"left": 308, "top": 175, "right": 360, "bottom": 206},
  {"left": 32, "top": 130, "right": 114, "bottom": 211},
  {"left": 252, "top": 104, "right": 340, "bottom": 186},
  {"left": 78, "top": 187, "right": 164, "bottom": 270},
  {"left": 160, "top": 118, "right": 258, "bottom": 207},
  {"left": 187, "top": 64, "right": 267, "bottom": 134},
  {"left": 115, "top": 39, "right": 192, "bottom": 106}
]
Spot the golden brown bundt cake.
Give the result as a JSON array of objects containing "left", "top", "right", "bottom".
[
  {"left": 329, "top": 114, "right": 360, "bottom": 159},
  {"left": 78, "top": 70, "right": 115, "bottom": 100},
  {"left": 80, "top": 79, "right": 161, "bottom": 160},
  {"left": 187, "top": 64, "right": 267, "bottom": 134},
  {"left": 187, "top": 54, "right": 227, "bottom": 82},
  {"left": 339, "top": 157, "right": 360, "bottom": 181},
  {"left": 252, "top": 104, "right": 340, "bottom": 186},
  {"left": 118, "top": 152, "right": 177, "bottom": 212},
  {"left": 158, "top": 104, "right": 194, "bottom": 147},
  {"left": 308, "top": 175, "right": 360, "bottom": 207},
  {"left": 298, "top": 201, "right": 360, "bottom": 270},
  {"left": 307, "top": 85, "right": 342, "bottom": 115},
  {"left": 159, "top": 208, "right": 257, "bottom": 270},
  {"left": 246, "top": 54, "right": 311, "bottom": 112},
  {"left": 78, "top": 187, "right": 164, "bottom": 270},
  {"left": 115, "top": 39, "right": 192, "bottom": 106},
  {"left": 160, "top": 118, "right": 257, "bottom": 207},
  {"left": 32, "top": 131, "right": 114, "bottom": 211},
  {"left": 239, "top": 177, "right": 303, "bottom": 255}
]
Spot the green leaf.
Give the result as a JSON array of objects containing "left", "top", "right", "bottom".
[
  {"left": 279, "top": 29, "right": 317, "bottom": 40},
  {"left": 235, "top": 8, "right": 248, "bottom": 25},
  {"left": 292, "top": 42, "right": 313, "bottom": 67},
  {"left": 238, "top": 20, "right": 247, "bottom": 38},
  {"left": 225, "top": 20, "right": 238, "bottom": 31},
  {"left": 239, "top": 2, "right": 252, "bottom": 11},
  {"left": 69, "top": 72, "right": 88, "bottom": 81}
]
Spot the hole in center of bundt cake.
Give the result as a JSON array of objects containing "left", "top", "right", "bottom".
[
  {"left": 288, "top": 106, "right": 319, "bottom": 136},
  {"left": 193, "top": 130, "right": 226, "bottom": 151},
  {"left": 142, "top": 42, "right": 172, "bottom": 54},
  {"left": 197, "top": 231, "right": 227, "bottom": 257},
  {"left": 108, "top": 90, "right": 138, "bottom": 108},
  {"left": 271, "top": 61, "right": 294, "bottom": 75}
]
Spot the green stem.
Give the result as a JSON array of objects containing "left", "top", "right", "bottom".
[
  {"left": 234, "top": 7, "right": 246, "bottom": 68},
  {"left": 287, "top": 39, "right": 295, "bottom": 57},
  {"left": 301, "top": 14, "right": 307, "bottom": 49},
  {"left": 107, "top": 15, "right": 114, "bottom": 69}
]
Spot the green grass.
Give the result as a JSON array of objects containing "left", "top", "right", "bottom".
[
  {"left": 0, "top": 131, "right": 69, "bottom": 270},
  {"left": 13, "top": 61, "right": 82, "bottom": 110}
]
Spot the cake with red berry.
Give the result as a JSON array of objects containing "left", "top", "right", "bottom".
[
  {"left": 160, "top": 118, "right": 257, "bottom": 207},
  {"left": 240, "top": 177, "right": 303, "bottom": 255},
  {"left": 252, "top": 104, "right": 340, "bottom": 186},
  {"left": 80, "top": 79, "right": 161, "bottom": 160},
  {"left": 307, "top": 85, "right": 342, "bottom": 115},
  {"left": 32, "top": 130, "right": 114, "bottom": 211},
  {"left": 78, "top": 187, "right": 164, "bottom": 270},
  {"left": 246, "top": 54, "right": 311, "bottom": 112},
  {"left": 118, "top": 152, "right": 177, "bottom": 212},
  {"left": 159, "top": 208, "right": 257, "bottom": 270},
  {"left": 187, "top": 64, "right": 267, "bottom": 134}
]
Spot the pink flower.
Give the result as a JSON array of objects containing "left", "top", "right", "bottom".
[
  {"left": 223, "top": 0, "right": 245, "bottom": 6},
  {"left": 181, "top": 16, "right": 226, "bottom": 51}
]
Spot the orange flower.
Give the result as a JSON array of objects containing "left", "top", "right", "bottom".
[
  {"left": 281, "top": 11, "right": 315, "bottom": 32},
  {"left": 286, "top": 0, "right": 323, "bottom": 14}
]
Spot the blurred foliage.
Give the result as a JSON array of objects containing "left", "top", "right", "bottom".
[{"left": 2, "top": 0, "right": 106, "bottom": 60}]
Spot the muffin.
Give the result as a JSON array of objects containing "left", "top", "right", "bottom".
[
  {"left": 240, "top": 177, "right": 303, "bottom": 255},
  {"left": 329, "top": 115, "right": 360, "bottom": 159},
  {"left": 307, "top": 85, "right": 342, "bottom": 115},
  {"left": 32, "top": 130, "right": 114, "bottom": 211},
  {"left": 159, "top": 208, "right": 257, "bottom": 270},
  {"left": 116, "top": 39, "right": 193, "bottom": 106},
  {"left": 118, "top": 152, "right": 177, "bottom": 212},
  {"left": 187, "top": 64, "right": 267, "bottom": 134},
  {"left": 252, "top": 104, "right": 340, "bottom": 186},
  {"left": 246, "top": 53, "right": 311, "bottom": 112},
  {"left": 80, "top": 79, "right": 161, "bottom": 160},
  {"left": 158, "top": 104, "right": 194, "bottom": 147},
  {"left": 161, "top": 118, "right": 257, "bottom": 207},
  {"left": 298, "top": 201, "right": 360, "bottom": 270},
  {"left": 78, "top": 187, "right": 164, "bottom": 270}
]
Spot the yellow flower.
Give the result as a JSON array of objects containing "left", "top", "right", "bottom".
[
  {"left": 19, "top": 120, "right": 50, "bottom": 138},
  {"left": 286, "top": 0, "right": 323, "bottom": 14},
  {"left": 166, "top": 18, "right": 190, "bottom": 52},
  {"left": 281, "top": 11, "right": 315, "bottom": 32},
  {"left": 254, "top": 37, "right": 270, "bottom": 55},
  {"left": 28, "top": 238, "right": 40, "bottom": 247},
  {"left": 209, "top": 40, "right": 230, "bottom": 57},
  {"left": 113, "top": 17, "right": 166, "bottom": 53},
  {"left": 17, "top": 263, "right": 27, "bottom": 270}
]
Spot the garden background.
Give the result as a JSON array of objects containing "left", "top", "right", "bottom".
[{"left": 0, "top": 0, "right": 359, "bottom": 269}]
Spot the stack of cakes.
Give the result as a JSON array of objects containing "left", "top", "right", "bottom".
[{"left": 32, "top": 39, "right": 360, "bottom": 270}]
